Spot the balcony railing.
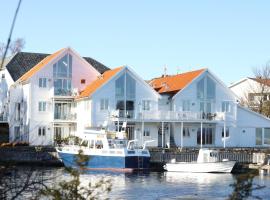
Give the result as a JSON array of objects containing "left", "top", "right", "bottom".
[
  {"left": 54, "top": 113, "right": 77, "bottom": 121},
  {"left": 110, "top": 110, "right": 234, "bottom": 122}
]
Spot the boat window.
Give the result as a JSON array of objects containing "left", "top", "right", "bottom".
[{"left": 95, "top": 140, "right": 103, "bottom": 149}]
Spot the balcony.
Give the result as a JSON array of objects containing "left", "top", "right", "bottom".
[
  {"left": 110, "top": 110, "right": 234, "bottom": 122},
  {"left": 54, "top": 113, "right": 77, "bottom": 122}
]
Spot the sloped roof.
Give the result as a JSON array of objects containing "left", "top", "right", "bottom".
[
  {"left": 78, "top": 66, "right": 124, "bottom": 99},
  {"left": 19, "top": 48, "right": 65, "bottom": 82},
  {"left": 149, "top": 68, "right": 206, "bottom": 95},
  {"left": 249, "top": 77, "right": 270, "bottom": 87},
  {"left": 5, "top": 50, "right": 109, "bottom": 82}
]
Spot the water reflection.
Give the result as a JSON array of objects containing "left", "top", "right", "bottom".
[{"left": 1, "top": 167, "right": 270, "bottom": 200}]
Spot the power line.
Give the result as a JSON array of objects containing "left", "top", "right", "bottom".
[{"left": 0, "top": 0, "right": 23, "bottom": 69}]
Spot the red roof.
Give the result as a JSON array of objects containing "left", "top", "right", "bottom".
[
  {"left": 77, "top": 66, "right": 124, "bottom": 99},
  {"left": 149, "top": 69, "right": 206, "bottom": 94}
]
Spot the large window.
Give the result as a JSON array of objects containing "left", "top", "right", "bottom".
[
  {"left": 53, "top": 54, "right": 72, "bottom": 96},
  {"left": 256, "top": 128, "right": 263, "bottom": 145},
  {"left": 197, "top": 127, "right": 214, "bottom": 145},
  {"left": 197, "top": 76, "right": 216, "bottom": 113},
  {"left": 206, "top": 77, "right": 215, "bottom": 99},
  {"left": 264, "top": 128, "right": 270, "bottom": 145},
  {"left": 197, "top": 78, "right": 205, "bottom": 99},
  {"left": 115, "top": 71, "right": 136, "bottom": 118}
]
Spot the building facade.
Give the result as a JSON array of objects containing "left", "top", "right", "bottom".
[{"left": 0, "top": 47, "right": 270, "bottom": 147}]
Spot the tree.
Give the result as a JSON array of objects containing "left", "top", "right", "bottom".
[{"left": 0, "top": 38, "right": 25, "bottom": 69}]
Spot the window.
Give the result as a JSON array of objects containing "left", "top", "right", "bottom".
[
  {"left": 81, "top": 79, "right": 86, "bottom": 84},
  {"left": 115, "top": 75, "right": 125, "bottom": 98},
  {"left": 126, "top": 73, "right": 136, "bottom": 99},
  {"left": 206, "top": 77, "right": 216, "bottom": 99},
  {"left": 15, "top": 103, "right": 20, "bottom": 120},
  {"left": 39, "top": 78, "right": 47, "bottom": 88},
  {"left": 142, "top": 100, "right": 151, "bottom": 111},
  {"left": 38, "top": 102, "right": 46, "bottom": 112},
  {"left": 38, "top": 127, "right": 46, "bottom": 136},
  {"left": 197, "top": 76, "right": 216, "bottom": 100},
  {"left": 197, "top": 127, "right": 214, "bottom": 145},
  {"left": 197, "top": 78, "right": 204, "bottom": 99},
  {"left": 222, "top": 101, "right": 231, "bottom": 112},
  {"left": 264, "top": 128, "right": 270, "bottom": 145},
  {"left": 183, "top": 127, "right": 190, "bottom": 137},
  {"left": 14, "top": 126, "right": 20, "bottom": 140},
  {"left": 182, "top": 100, "right": 190, "bottom": 111},
  {"left": 256, "top": 128, "right": 262, "bottom": 145},
  {"left": 115, "top": 72, "right": 136, "bottom": 118},
  {"left": 143, "top": 128, "right": 150, "bottom": 137},
  {"left": 53, "top": 54, "right": 72, "bottom": 96},
  {"left": 100, "top": 99, "right": 109, "bottom": 110},
  {"left": 222, "top": 127, "right": 229, "bottom": 138}
]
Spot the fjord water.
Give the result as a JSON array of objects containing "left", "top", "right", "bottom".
[{"left": 3, "top": 167, "right": 270, "bottom": 199}]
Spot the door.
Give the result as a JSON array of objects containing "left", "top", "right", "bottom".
[{"left": 197, "top": 127, "right": 215, "bottom": 145}]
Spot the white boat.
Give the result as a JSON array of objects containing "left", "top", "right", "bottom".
[{"left": 164, "top": 149, "right": 236, "bottom": 173}]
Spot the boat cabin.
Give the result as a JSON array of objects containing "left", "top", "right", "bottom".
[{"left": 197, "top": 149, "right": 219, "bottom": 163}]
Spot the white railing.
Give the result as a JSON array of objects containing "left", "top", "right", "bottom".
[{"left": 110, "top": 110, "right": 235, "bottom": 121}]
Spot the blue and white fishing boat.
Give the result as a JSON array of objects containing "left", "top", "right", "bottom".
[{"left": 56, "top": 126, "right": 153, "bottom": 172}]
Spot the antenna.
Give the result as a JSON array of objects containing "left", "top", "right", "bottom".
[
  {"left": 176, "top": 66, "right": 180, "bottom": 74},
  {"left": 163, "top": 65, "right": 167, "bottom": 77}
]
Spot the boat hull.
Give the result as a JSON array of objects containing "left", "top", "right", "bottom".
[
  {"left": 58, "top": 151, "right": 150, "bottom": 170},
  {"left": 164, "top": 161, "right": 236, "bottom": 173}
]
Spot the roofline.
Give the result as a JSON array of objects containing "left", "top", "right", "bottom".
[
  {"left": 126, "top": 66, "right": 161, "bottom": 99},
  {"left": 75, "top": 66, "right": 125, "bottom": 100},
  {"left": 237, "top": 104, "right": 270, "bottom": 121},
  {"left": 229, "top": 78, "right": 249, "bottom": 88},
  {"left": 206, "top": 68, "right": 239, "bottom": 99},
  {"left": 17, "top": 48, "right": 67, "bottom": 84},
  {"left": 172, "top": 68, "right": 207, "bottom": 100},
  {"left": 68, "top": 47, "right": 101, "bottom": 76}
]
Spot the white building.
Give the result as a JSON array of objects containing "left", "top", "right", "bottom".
[
  {"left": 229, "top": 77, "right": 270, "bottom": 110},
  {"left": 0, "top": 47, "right": 270, "bottom": 147},
  {"left": 2, "top": 47, "right": 108, "bottom": 145},
  {"left": 76, "top": 67, "right": 270, "bottom": 148}
]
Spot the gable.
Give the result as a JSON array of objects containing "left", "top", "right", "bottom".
[
  {"left": 5, "top": 49, "right": 109, "bottom": 82},
  {"left": 173, "top": 69, "right": 237, "bottom": 101},
  {"left": 77, "top": 67, "right": 124, "bottom": 99},
  {"left": 77, "top": 66, "right": 160, "bottom": 100}
]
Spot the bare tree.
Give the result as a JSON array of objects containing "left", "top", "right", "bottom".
[{"left": 0, "top": 38, "right": 25, "bottom": 59}]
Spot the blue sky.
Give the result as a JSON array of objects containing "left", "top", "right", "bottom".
[{"left": 1, "top": 1, "right": 270, "bottom": 85}]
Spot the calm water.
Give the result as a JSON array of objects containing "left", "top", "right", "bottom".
[{"left": 1, "top": 167, "right": 270, "bottom": 200}]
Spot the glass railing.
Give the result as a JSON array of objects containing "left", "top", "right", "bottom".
[{"left": 54, "top": 89, "right": 72, "bottom": 96}]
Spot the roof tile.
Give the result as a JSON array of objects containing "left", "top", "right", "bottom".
[{"left": 149, "top": 68, "right": 206, "bottom": 94}]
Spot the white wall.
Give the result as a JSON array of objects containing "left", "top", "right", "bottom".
[
  {"left": 8, "top": 48, "right": 101, "bottom": 145},
  {"left": 173, "top": 71, "right": 236, "bottom": 114},
  {"left": 90, "top": 67, "right": 159, "bottom": 127}
]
